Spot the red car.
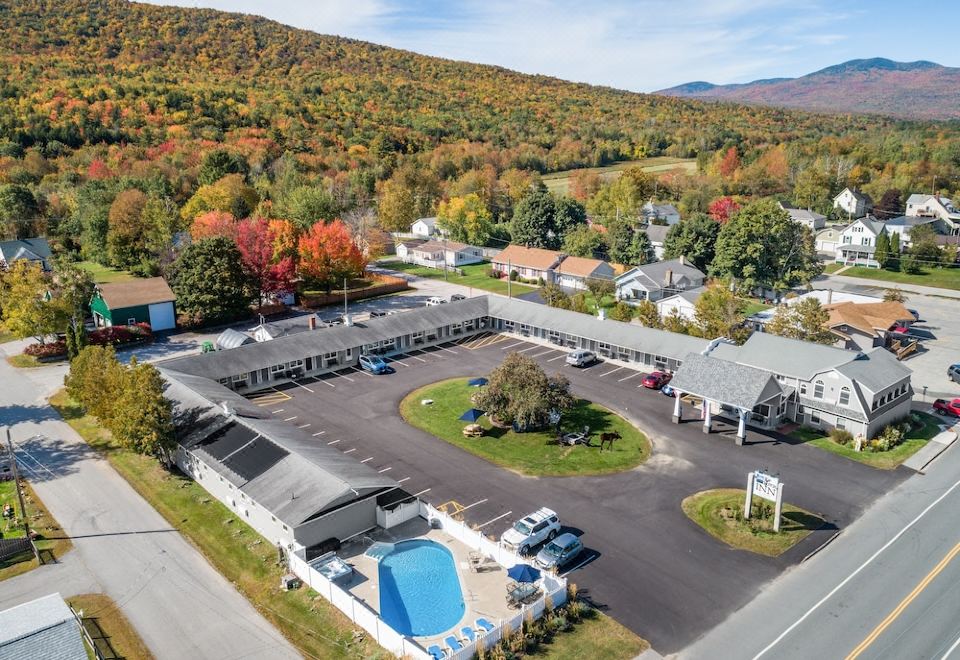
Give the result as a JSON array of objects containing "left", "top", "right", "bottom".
[
  {"left": 641, "top": 371, "right": 672, "bottom": 389},
  {"left": 933, "top": 398, "right": 960, "bottom": 417}
]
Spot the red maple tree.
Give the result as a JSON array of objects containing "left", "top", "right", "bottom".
[
  {"left": 718, "top": 147, "right": 740, "bottom": 179},
  {"left": 708, "top": 196, "right": 740, "bottom": 224},
  {"left": 190, "top": 210, "right": 238, "bottom": 241},
  {"left": 236, "top": 217, "right": 296, "bottom": 310},
  {"left": 297, "top": 220, "right": 367, "bottom": 292}
]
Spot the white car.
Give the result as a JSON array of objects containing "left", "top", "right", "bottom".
[
  {"left": 501, "top": 508, "right": 561, "bottom": 556},
  {"left": 425, "top": 296, "right": 447, "bottom": 306}
]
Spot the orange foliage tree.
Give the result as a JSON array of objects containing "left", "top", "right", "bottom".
[
  {"left": 189, "top": 211, "right": 237, "bottom": 241},
  {"left": 297, "top": 220, "right": 367, "bottom": 292}
]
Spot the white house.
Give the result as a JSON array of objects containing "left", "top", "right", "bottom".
[
  {"left": 553, "top": 255, "right": 616, "bottom": 291},
  {"left": 644, "top": 224, "right": 670, "bottom": 260},
  {"left": 882, "top": 215, "right": 939, "bottom": 248},
  {"left": 0, "top": 237, "right": 52, "bottom": 271},
  {"left": 815, "top": 224, "right": 847, "bottom": 254},
  {"left": 905, "top": 194, "right": 960, "bottom": 232},
  {"left": 410, "top": 216, "right": 437, "bottom": 237},
  {"left": 833, "top": 188, "right": 872, "bottom": 219},
  {"left": 642, "top": 201, "right": 681, "bottom": 226},
  {"left": 395, "top": 238, "right": 427, "bottom": 262},
  {"left": 835, "top": 217, "right": 886, "bottom": 268},
  {"left": 409, "top": 240, "right": 483, "bottom": 269},
  {"left": 656, "top": 287, "right": 704, "bottom": 321},
  {"left": 615, "top": 257, "right": 706, "bottom": 303},
  {"left": 779, "top": 202, "right": 826, "bottom": 231},
  {"left": 491, "top": 245, "right": 564, "bottom": 282}
]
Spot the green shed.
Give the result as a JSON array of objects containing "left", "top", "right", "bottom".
[{"left": 91, "top": 277, "right": 177, "bottom": 331}]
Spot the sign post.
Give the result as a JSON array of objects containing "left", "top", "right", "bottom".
[{"left": 745, "top": 469, "right": 784, "bottom": 532}]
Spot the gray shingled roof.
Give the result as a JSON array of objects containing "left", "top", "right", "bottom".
[
  {"left": 834, "top": 347, "right": 911, "bottom": 394},
  {"left": 615, "top": 258, "right": 705, "bottom": 290},
  {"left": 710, "top": 333, "right": 860, "bottom": 381},
  {"left": 0, "top": 593, "right": 86, "bottom": 660},
  {"left": 884, "top": 215, "right": 939, "bottom": 228},
  {"left": 644, "top": 224, "right": 670, "bottom": 244},
  {"left": 670, "top": 353, "right": 782, "bottom": 410}
]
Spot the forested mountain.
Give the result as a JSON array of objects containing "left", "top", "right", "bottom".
[{"left": 658, "top": 59, "right": 960, "bottom": 120}]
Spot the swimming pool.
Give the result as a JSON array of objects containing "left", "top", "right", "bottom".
[{"left": 377, "top": 539, "right": 465, "bottom": 637}]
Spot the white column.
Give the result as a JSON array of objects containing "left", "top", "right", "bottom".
[
  {"left": 672, "top": 392, "right": 682, "bottom": 423},
  {"left": 773, "top": 483, "right": 784, "bottom": 533},
  {"left": 744, "top": 471, "right": 755, "bottom": 519},
  {"left": 703, "top": 401, "right": 712, "bottom": 434},
  {"left": 736, "top": 409, "right": 747, "bottom": 445}
]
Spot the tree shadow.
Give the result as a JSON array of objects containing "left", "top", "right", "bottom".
[
  {"left": 0, "top": 403, "right": 63, "bottom": 427},
  {"left": 9, "top": 433, "right": 96, "bottom": 482}
]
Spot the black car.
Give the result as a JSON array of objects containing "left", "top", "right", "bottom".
[
  {"left": 321, "top": 316, "right": 344, "bottom": 326},
  {"left": 369, "top": 310, "right": 388, "bottom": 318}
]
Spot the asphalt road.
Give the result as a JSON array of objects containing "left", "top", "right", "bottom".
[
  {"left": 0, "top": 349, "right": 300, "bottom": 659},
  {"left": 239, "top": 333, "right": 908, "bottom": 653},
  {"left": 683, "top": 417, "right": 960, "bottom": 660}
]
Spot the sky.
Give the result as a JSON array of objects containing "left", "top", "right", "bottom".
[{"left": 140, "top": 1, "right": 960, "bottom": 92}]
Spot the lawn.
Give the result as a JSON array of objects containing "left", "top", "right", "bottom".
[
  {"left": 838, "top": 265, "right": 960, "bottom": 291},
  {"left": 541, "top": 157, "right": 696, "bottom": 196},
  {"left": 791, "top": 412, "right": 942, "bottom": 470},
  {"left": 0, "top": 479, "right": 73, "bottom": 581},
  {"left": 740, "top": 298, "right": 772, "bottom": 316},
  {"left": 67, "top": 593, "right": 155, "bottom": 660},
  {"left": 823, "top": 263, "right": 845, "bottom": 274},
  {"left": 682, "top": 488, "right": 825, "bottom": 557},
  {"left": 400, "top": 378, "right": 650, "bottom": 476},
  {"left": 534, "top": 608, "right": 648, "bottom": 659},
  {"left": 6, "top": 354, "right": 44, "bottom": 368},
  {"left": 381, "top": 260, "right": 535, "bottom": 296},
  {"left": 76, "top": 260, "right": 135, "bottom": 284},
  {"left": 0, "top": 323, "right": 15, "bottom": 344},
  {"left": 49, "top": 391, "right": 391, "bottom": 660}
]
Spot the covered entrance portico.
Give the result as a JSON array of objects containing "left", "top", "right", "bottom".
[{"left": 669, "top": 353, "right": 785, "bottom": 446}]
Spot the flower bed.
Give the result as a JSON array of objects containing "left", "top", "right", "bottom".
[
  {"left": 23, "top": 340, "right": 67, "bottom": 359},
  {"left": 89, "top": 323, "right": 152, "bottom": 347}
]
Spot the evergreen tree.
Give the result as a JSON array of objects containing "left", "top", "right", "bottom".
[
  {"left": 168, "top": 237, "right": 253, "bottom": 325},
  {"left": 662, "top": 212, "right": 720, "bottom": 272},
  {"left": 889, "top": 232, "right": 901, "bottom": 268},
  {"left": 874, "top": 232, "right": 891, "bottom": 269},
  {"left": 510, "top": 190, "right": 557, "bottom": 249},
  {"left": 112, "top": 358, "right": 175, "bottom": 460}
]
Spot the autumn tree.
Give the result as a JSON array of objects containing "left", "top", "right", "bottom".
[
  {"left": 632, "top": 300, "right": 661, "bottom": 328},
  {"left": 569, "top": 170, "right": 602, "bottom": 201},
  {"left": 107, "top": 189, "right": 150, "bottom": 268},
  {"left": 189, "top": 210, "right": 238, "bottom": 241},
  {"left": 277, "top": 185, "right": 337, "bottom": 230},
  {"left": 766, "top": 298, "right": 835, "bottom": 344},
  {"left": 718, "top": 147, "right": 740, "bottom": 179},
  {"left": 874, "top": 189, "right": 902, "bottom": 218},
  {"left": 562, "top": 225, "right": 605, "bottom": 258},
  {"left": 169, "top": 237, "right": 253, "bottom": 325},
  {"left": 708, "top": 196, "right": 740, "bottom": 224},
  {"left": 436, "top": 193, "right": 493, "bottom": 245},
  {"left": 662, "top": 213, "right": 719, "bottom": 271},
  {"left": 198, "top": 148, "right": 249, "bottom": 186},
  {"left": 297, "top": 219, "right": 367, "bottom": 292},
  {"left": 692, "top": 283, "right": 748, "bottom": 343},
  {"left": 0, "top": 261, "right": 66, "bottom": 343},
  {"left": 608, "top": 301, "right": 634, "bottom": 322},
  {"left": 793, "top": 166, "right": 832, "bottom": 211},
  {"left": 0, "top": 184, "right": 39, "bottom": 239},
  {"left": 539, "top": 282, "right": 571, "bottom": 309},
  {"left": 376, "top": 178, "right": 417, "bottom": 233},
  {"left": 236, "top": 217, "right": 296, "bottom": 310},
  {"left": 473, "top": 352, "right": 574, "bottom": 431},
  {"left": 585, "top": 277, "right": 615, "bottom": 306},
  {"left": 65, "top": 345, "right": 126, "bottom": 426},
  {"left": 883, "top": 288, "right": 907, "bottom": 303},
  {"left": 112, "top": 357, "right": 175, "bottom": 460},
  {"left": 180, "top": 174, "right": 258, "bottom": 222}
]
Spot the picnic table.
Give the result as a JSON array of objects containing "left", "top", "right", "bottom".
[{"left": 506, "top": 582, "right": 541, "bottom": 608}]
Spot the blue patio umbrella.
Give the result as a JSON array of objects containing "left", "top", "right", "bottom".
[
  {"left": 459, "top": 408, "right": 485, "bottom": 423},
  {"left": 468, "top": 377, "right": 488, "bottom": 387},
  {"left": 507, "top": 563, "right": 541, "bottom": 583}
]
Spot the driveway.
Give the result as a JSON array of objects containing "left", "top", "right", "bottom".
[{"left": 0, "top": 351, "right": 299, "bottom": 659}]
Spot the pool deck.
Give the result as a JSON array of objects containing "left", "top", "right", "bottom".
[{"left": 338, "top": 519, "right": 519, "bottom": 649}]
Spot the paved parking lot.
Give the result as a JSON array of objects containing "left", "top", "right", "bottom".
[{"left": 246, "top": 333, "right": 906, "bottom": 653}]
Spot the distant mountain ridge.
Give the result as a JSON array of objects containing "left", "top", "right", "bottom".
[{"left": 657, "top": 58, "right": 960, "bottom": 120}]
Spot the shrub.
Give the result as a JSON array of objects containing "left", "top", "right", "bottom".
[
  {"left": 88, "top": 324, "right": 152, "bottom": 347},
  {"left": 509, "top": 270, "right": 519, "bottom": 281},
  {"left": 829, "top": 428, "right": 854, "bottom": 446},
  {"left": 23, "top": 340, "right": 66, "bottom": 358},
  {"left": 537, "top": 277, "right": 545, "bottom": 286},
  {"left": 870, "top": 422, "right": 907, "bottom": 452}
]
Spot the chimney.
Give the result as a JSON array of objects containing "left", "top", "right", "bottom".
[
  {"left": 665, "top": 268, "right": 673, "bottom": 287},
  {"left": 308, "top": 316, "right": 316, "bottom": 331},
  {"left": 827, "top": 289, "right": 833, "bottom": 305},
  {"left": 679, "top": 255, "right": 686, "bottom": 266}
]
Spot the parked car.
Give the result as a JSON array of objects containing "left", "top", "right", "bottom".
[
  {"left": 565, "top": 349, "right": 598, "bottom": 368},
  {"left": 641, "top": 371, "right": 672, "bottom": 389},
  {"left": 501, "top": 508, "right": 560, "bottom": 556},
  {"left": 948, "top": 364, "right": 960, "bottom": 385},
  {"left": 425, "top": 297, "right": 447, "bottom": 306},
  {"left": 660, "top": 384, "right": 676, "bottom": 397},
  {"left": 450, "top": 294, "right": 467, "bottom": 302},
  {"left": 933, "top": 398, "right": 960, "bottom": 417},
  {"left": 358, "top": 354, "right": 389, "bottom": 375},
  {"left": 534, "top": 533, "right": 583, "bottom": 572},
  {"left": 321, "top": 316, "right": 344, "bottom": 326},
  {"left": 369, "top": 310, "right": 388, "bottom": 318}
]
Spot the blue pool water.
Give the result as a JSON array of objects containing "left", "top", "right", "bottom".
[{"left": 378, "top": 539, "right": 465, "bottom": 637}]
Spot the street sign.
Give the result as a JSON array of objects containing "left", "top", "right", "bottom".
[
  {"left": 753, "top": 471, "right": 780, "bottom": 502},
  {"left": 745, "top": 469, "right": 785, "bottom": 532}
]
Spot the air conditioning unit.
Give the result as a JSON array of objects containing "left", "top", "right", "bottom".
[{"left": 280, "top": 573, "right": 301, "bottom": 591}]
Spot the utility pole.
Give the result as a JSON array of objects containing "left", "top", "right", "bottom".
[
  {"left": 507, "top": 259, "right": 512, "bottom": 298},
  {"left": 442, "top": 236, "right": 448, "bottom": 282},
  {"left": 6, "top": 429, "right": 39, "bottom": 564},
  {"left": 343, "top": 277, "right": 348, "bottom": 319}
]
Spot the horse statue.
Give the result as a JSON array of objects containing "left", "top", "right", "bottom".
[{"left": 598, "top": 431, "right": 622, "bottom": 452}]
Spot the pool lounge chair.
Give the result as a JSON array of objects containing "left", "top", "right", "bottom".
[
  {"left": 445, "top": 635, "right": 463, "bottom": 652},
  {"left": 461, "top": 626, "right": 477, "bottom": 643},
  {"left": 475, "top": 618, "right": 495, "bottom": 634},
  {"left": 427, "top": 644, "right": 446, "bottom": 660}
]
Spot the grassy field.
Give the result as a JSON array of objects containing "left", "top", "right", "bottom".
[
  {"left": 541, "top": 157, "right": 697, "bottom": 196},
  {"left": 822, "top": 263, "right": 845, "bottom": 274},
  {"left": 838, "top": 265, "right": 960, "bottom": 291},
  {"left": 49, "top": 390, "right": 391, "bottom": 660},
  {"left": 740, "top": 298, "right": 772, "bottom": 316},
  {"left": 76, "top": 260, "right": 136, "bottom": 284},
  {"left": 791, "top": 412, "right": 942, "bottom": 469},
  {"left": 400, "top": 378, "right": 650, "bottom": 476},
  {"left": 381, "top": 260, "right": 535, "bottom": 296},
  {"left": 535, "top": 608, "right": 648, "bottom": 659},
  {"left": 67, "top": 593, "right": 155, "bottom": 660},
  {"left": 682, "top": 488, "right": 825, "bottom": 557},
  {"left": 0, "top": 479, "right": 73, "bottom": 581}
]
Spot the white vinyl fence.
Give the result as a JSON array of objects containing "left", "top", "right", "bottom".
[{"left": 288, "top": 501, "right": 567, "bottom": 660}]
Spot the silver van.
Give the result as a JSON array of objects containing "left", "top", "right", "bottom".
[{"left": 565, "top": 349, "right": 598, "bottom": 367}]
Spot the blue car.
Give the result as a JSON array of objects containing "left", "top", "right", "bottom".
[
  {"left": 358, "top": 354, "right": 389, "bottom": 374},
  {"left": 660, "top": 384, "right": 676, "bottom": 397}
]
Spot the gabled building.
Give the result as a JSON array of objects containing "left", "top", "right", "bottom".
[
  {"left": 644, "top": 224, "right": 670, "bottom": 260},
  {"left": 835, "top": 217, "right": 887, "bottom": 268},
  {"left": 395, "top": 238, "right": 427, "bottom": 262},
  {"left": 815, "top": 224, "right": 847, "bottom": 254},
  {"left": 823, "top": 300, "right": 915, "bottom": 352},
  {"left": 91, "top": 277, "right": 177, "bottom": 331},
  {"left": 779, "top": 202, "right": 826, "bottom": 231},
  {"left": 882, "top": 215, "right": 940, "bottom": 247},
  {"left": 409, "top": 239, "right": 483, "bottom": 269},
  {"left": 905, "top": 194, "right": 960, "bottom": 232},
  {"left": 491, "top": 245, "right": 563, "bottom": 282},
  {"left": 614, "top": 257, "right": 705, "bottom": 303},
  {"left": 0, "top": 593, "right": 86, "bottom": 660},
  {"left": 410, "top": 217, "right": 437, "bottom": 237},
  {"left": 833, "top": 188, "right": 872, "bottom": 219},
  {"left": 642, "top": 201, "right": 681, "bottom": 226},
  {"left": 0, "top": 237, "right": 52, "bottom": 271},
  {"left": 553, "top": 255, "right": 616, "bottom": 291},
  {"left": 655, "top": 287, "right": 704, "bottom": 321}
]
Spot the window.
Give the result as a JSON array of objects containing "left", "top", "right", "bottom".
[
  {"left": 810, "top": 410, "right": 821, "bottom": 425},
  {"left": 232, "top": 374, "right": 247, "bottom": 383},
  {"left": 836, "top": 419, "right": 846, "bottom": 430},
  {"left": 813, "top": 381, "right": 824, "bottom": 399},
  {"left": 799, "top": 383, "right": 807, "bottom": 395},
  {"left": 127, "top": 317, "right": 137, "bottom": 325},
  {"left": 271, "top": 364, "right": 285, "bottom": 373},
  {"left": 839, "top": 387, "right": 850, "bottom": 406}
]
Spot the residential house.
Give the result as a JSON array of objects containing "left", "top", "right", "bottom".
[
  {"left": 395, "top": 238, "right": 427, "bottom": 262},
  {"left": 410, "top": 217, "right": 438, "bottom": 237},
  {"left": 0, "top": 237, "right": 52, "bottom": 271},
  {"left": 409, "top": 240, "right": 483, "bottom": 269},
  {"left": 882, "top": 215, "right": 940, "bottom": 248},
  {"left": 833, "top": 188, "right": 872, "bottom": 218},
  {"left": 90, "top": 277, "right": 177, "bottom": 331},
  {"left": 615, "top": 257, "right": 706, "bottom": 303},
  {"left": 656, "top": 287, "right": 704, "bottom": 321},
  {"left": 779, "top": 202, "right": 826, "bottom": 231},
  {"left": 750, "top": 289, "right": 882, "bottom": 331},
  {"left": 815, "top": 224, "right": 847, "bottom": 254},
  {"left": 905, "top": 194, "right": 960, "bottom": 232},
  {"left": 644, "top": 224, "right": 670, "bottom": 260},
  {"left": 642, "top": 201, "right": 681, "bottom": 226},
  {"left": 491, "top": 245, "right": 563, "bottom": 282},
  {"left": 823, "top": 300, "right": 915, "bottom": 352},
  {"left": 553, "top": 255, "right": 616, "bottom": 291},
  {"left": 835, "top": 217, "right": 887, "bottom": 268},
  {"left": 0, "top": 593, "right": 86, "bottom": 660}
]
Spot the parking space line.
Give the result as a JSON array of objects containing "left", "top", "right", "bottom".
[
  {"left": 349, "top": 366, "right": 374, "bottom": 378},
  {"left": 402, "top": 352, "right": 428, "bottom": 363},
  {"left": 396, "top": 477, "right": 410, "bottom": 484},
  {"left": 501, "top": 341, "right": 527, "bottom": 350},
  {"left": 411, "top": 488, "right": 431, "bottom": 497},
  {"left": 389, "top": 358, "right": 409, "bottom": 367},
  {"left": 327, "top": 439, "right": 341, "bottom": 445},
  {"left": 297, "top": 423, "right": 311, "bottom": 429},
  {"left": 312, "top": 431, "right": 326, "bottom": 436},
  {"left": 360, "top": 457, "right": 374, "bottom": 463},
  {"left": 343, "top": 448, "right": 356, "bottom": 454},
  {"left": 516, "top": 344, "right": 541, "bottom": 353},
  {"left": 531, "top": 349, "right": 556, "bottom": 358},
  {"left": 476, "top": 511, "right": 513, "bottom": 529},
  {"left": 283, "top": 416, "right": 298, "bottom": 422},
  {"left": 459, "top": 498, "right": 488, "bottom": 513},
  {"left": 598, "top": 366, "right": 624, "bottom": 378},
  {"left": 437, "top": 345, "right": 459, "bottom": 355},
  {"left": 378, "top": 467, "right": 392, "bottom": 473},
  {"left": 271, "top": 409, "right": 284, "bottom": 414},
  {"left": 618, "top": 371, "right": 642, "bottom": 382},
  {"left": 293, "top": 380, "right": 315, "bottom": 393},
  {"left": 316, "top": 377, "right": 336, "bottom": 388},
  {"left": 335, "top": 371, "right": 356, "bottom": 382},
  {"left": 547, "top": 353, "right": 567, "bottom": 362},
  {"left": 560, "top": 554, "right": 592, "bottom": 576}
]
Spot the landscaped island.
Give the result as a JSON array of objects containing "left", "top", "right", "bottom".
[{"left": 400, "top": 378, "right": 650, "bottom": 476}]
